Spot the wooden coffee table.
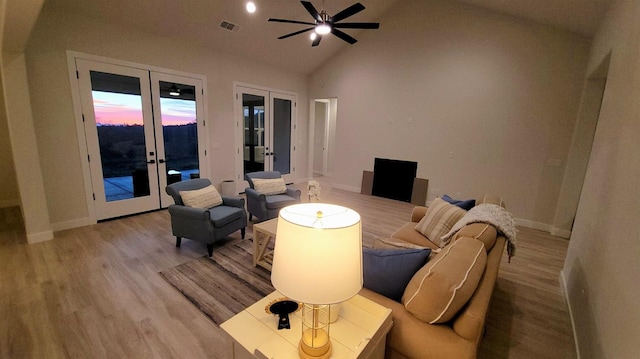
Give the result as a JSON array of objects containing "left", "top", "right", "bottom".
[
  {"left": 221, "top": 291, "right": 393, "bottom": 359},
  {"left": 252, "top": 218, "right": 278, "bottom": 270}
]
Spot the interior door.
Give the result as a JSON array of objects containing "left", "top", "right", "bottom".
[
  {"left": 150, "top": 73, "right": 206, "bottom": 208},
  {"left": 236, "top": 85, "right": 295, "bottom": 191},
  {"left": 76, "top": 59, "right": 159, "bottom": 220}
]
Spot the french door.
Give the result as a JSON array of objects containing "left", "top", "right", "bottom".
[
  {"left": 235, "top": 85, "right": 296, "bottom": 191},
  {"left": 76, "top": 59, "right": 206, "bottom": 220}
]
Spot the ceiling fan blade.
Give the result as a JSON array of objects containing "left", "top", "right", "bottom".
[
  {"left": 268, "top": 18, "right": 316, "bottom": 26},
  {"left": 334, "top": 22, "right": 380, "bottom": 29},
  {"left": 278, "top": 27, "right": 314, "bottom": 39},
  {"left": 331, "top": 3, "right": 365, "bottom": 23},
  {"left": 312, "top": 35, "right": 322, "bottom": 47},
  {"left": 301, "top": 1, "right": 322, "bottom": 21},
  {"left": 331, "top": 28, "right": 358, "bottom": 44}
]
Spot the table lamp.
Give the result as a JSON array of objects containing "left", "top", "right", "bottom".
[{"left": 271, "top": 203, "right": 362, "bottom": 359}]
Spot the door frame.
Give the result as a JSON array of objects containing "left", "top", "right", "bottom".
[
  {"left": 75, "top": 59, "right": 160, "bottom": 220},
  {"left": 67, "top": 51, "right": 209, "bottom": 223},
  {"left": 308, "top": 97, "right": 337, "bottom": 180},
  {"left": 233, "top": 82, "right": 297, "bottom": 193}
]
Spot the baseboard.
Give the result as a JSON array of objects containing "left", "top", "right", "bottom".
[
  {"left": 334, "top": 186, "right": 561, "bottom": 235},
  {"left": 0, "top": 199, "right": 21, "bottom": 208},
  {"left": 560, "top": 270, "right": 581, "bottom": 359},
  {"left": 515, "top": 218, "right": 551, "bottom": 232},
  {"left": 27, "top": 230, "right": 54, "bottom": 244},
  {"left": 551, "top": 227, "right": 572, "bottom": 239},
  {"left": 333, "top": 183, "right": 361, "bottom": 193},
  {"left": 51, "top": 217, "right": 94, "bottom": 231}
]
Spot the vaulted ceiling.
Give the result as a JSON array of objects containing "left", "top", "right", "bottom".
[{"left": 8, "top": 0, "right": 612, "bottom": 74}]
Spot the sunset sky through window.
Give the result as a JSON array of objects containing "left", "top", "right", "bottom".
[{"left": 92, "top": 91, "right": 196, "bottom": 126}]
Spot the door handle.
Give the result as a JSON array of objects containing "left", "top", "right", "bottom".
[
  {"left": 147, "top": 159, "right": 156, "bottom": 164},
  {"left": 158, "top": 159, "right": 165, "bottom": 164}
]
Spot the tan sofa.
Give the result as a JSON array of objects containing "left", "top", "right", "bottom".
[{"left": 360, "top": 196, "right": 507, "bottom": 359}]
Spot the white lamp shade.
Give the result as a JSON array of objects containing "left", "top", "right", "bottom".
[{"left": 271, "top": 203, "right": 362, "bottom": 305}]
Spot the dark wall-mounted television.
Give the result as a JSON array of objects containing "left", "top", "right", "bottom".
[{"left": 372, "top": 158, "right": 417, "bottom": 202}]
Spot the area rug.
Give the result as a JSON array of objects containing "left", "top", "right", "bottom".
[
  {"left": 159, "top": 231, "right": 380, "bottom": 325},
  {"left": 159, "top": 238, "right": 274, "bottom": 325}
]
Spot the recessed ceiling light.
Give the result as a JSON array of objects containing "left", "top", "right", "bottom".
[{"left": 246, "top": 1, "right": 256, "bottom": 13}]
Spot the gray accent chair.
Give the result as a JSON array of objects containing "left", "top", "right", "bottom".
[
  {"left": 166, "top": 178, "right": 246, "bottom": 257},
  {"left": 245, "top": 171, "right": 301, "bottom": 222}
]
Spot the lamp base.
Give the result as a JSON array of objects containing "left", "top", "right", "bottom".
[
  {"left": 298, "top": 333, "right": 332, "bottom": 359},
  {"left": 298, "top": 329, "right": 332, "bottom": 359}
]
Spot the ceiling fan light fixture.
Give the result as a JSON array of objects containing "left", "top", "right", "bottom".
[
  {"left": 310, "top": 32, "right": 317, "bottom": 40},
  {"left": 315, "top": 23, "right": 331, "bottom": 35},
  {"left": 169, "top": 85, "right": 180, "bottom": 97}
]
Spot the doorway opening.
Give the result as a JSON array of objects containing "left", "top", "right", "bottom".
[
  {"left": 234, "top": 84, "right": 297, "bottom": 193},
  {"left": 552, "top": 53, "right": 610, "bottom": 238},
  {"left": 311, "top": 98, "right": 337, "bottom": 180},
  {"left": 71, "top": 55, "right": 207, "bottom": 221}
]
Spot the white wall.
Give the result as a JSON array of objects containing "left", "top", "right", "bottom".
[
  {"left": 0, "top": 70, "right": 19, "bottom": 208},
  {"left": 562, "top": 0, "right": 640, "bottom": 357},
  {"left": 309, "top": 0, "right": 590, "bottom": 227},
  {"left": 23, "top": 4, "right": 309, "bottom": 228}
]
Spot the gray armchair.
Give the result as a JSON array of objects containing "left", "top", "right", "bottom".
[
  {"left": 245, "top": 171, "right": 301, "bottom": 222},
  {"left": 166, "top": 178, "right": 247, "bottom": 256}
]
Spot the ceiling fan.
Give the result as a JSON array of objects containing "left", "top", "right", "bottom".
[{"left": 268, "top": 1, "right": 380, "bottom": 47}]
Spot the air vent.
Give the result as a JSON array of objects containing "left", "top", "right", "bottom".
[{"left": 220, "top": 21, "right": 240, "bottom": 32}]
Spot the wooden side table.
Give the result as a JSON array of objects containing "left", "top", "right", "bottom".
[
  {"left": 252, "top": 218, "right": 278, "bottom": 270},
  {"left": 221, "top": 291, "right": 393, "bottom": 359}
]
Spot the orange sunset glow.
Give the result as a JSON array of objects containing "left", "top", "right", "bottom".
[{"left": 93, "top": 91, "right": 196, "bottom": 126}]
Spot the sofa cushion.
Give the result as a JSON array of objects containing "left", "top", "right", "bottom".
[
  {"left": 403, "top": 237, "right": 487, "bottom": 324},
  {"left": 391, "top": 223, "right": 440, "bottom": 249},
  {"left": 179, "top": 185, "right": 223, "bottom": 209},
  {"left": 478, "top": 194, "right": 505, "bottom": 208},
  {"left": 252, "top": 177, "right": 287, "bottom": 195},
  {"left": 453, "top": 223, "right": 498, "bottom": 251},
  {"left": 363, "top": 248, "right": 431, "bottom": 302},
  {"left": 373, "top": 237, "right": 430, "bottom": 250},
  {"left": 265, "top": 194, "right": 297, "bottom": 209},
  {"left": 415, "top": 198, "right": 466, "bottom": 247},
  {"left": 441, "top": 194, "right": 476, "bottom": 211}
]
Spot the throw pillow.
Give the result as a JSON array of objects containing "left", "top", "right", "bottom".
[
  {"left": 415, "top": 198, "right": 467, "bottom": 247},
  {"left": 179, "top": 185, "right": 223, "bottom": 209},
  {"left": 441, "top": 194, "right": 476, "bottom": 211},
  {"left": 252, "top": 178, "right": 287, "bottom": 195},
  {"left": 362, "top": 247, "right": 431, "bottom": 302},
  {"left": 402, "top": 237, "right": 487, "bottom": 324}
]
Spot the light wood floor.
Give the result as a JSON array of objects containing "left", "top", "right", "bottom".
[{"left": 0, "top": 182, "right": 576, "bottom": 358}]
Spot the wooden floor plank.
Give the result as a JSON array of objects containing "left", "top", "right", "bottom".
[{"left": 0, "top": 180, "right": 575, "bottom": 358}]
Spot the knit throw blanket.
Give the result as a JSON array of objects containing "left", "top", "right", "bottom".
[{"left": 442, "top": 203, "right": 518, "bottom": 261}]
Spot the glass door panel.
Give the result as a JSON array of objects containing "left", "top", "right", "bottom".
[
  {"left": 272, "top": 96, "right": 293, "bottom": 179},
  {"left": 159, "top": 82, "right": 198, "bottom": 181},
  {"left": 91, "top": 73, "right": 149, "bottom": 201},
  {"left": 151, "top": 74, "right": 206, "bottom": 208},
  {"left": 242, "top": 92, "right": 267, "bottom": 175}
]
